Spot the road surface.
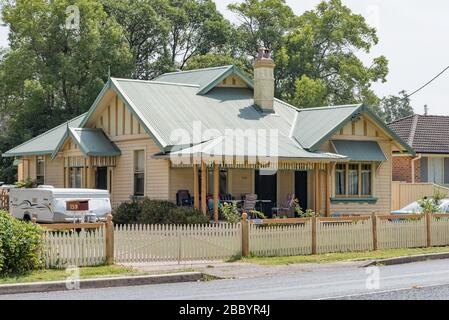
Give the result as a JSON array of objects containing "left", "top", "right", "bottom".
[{"left": 3, "top": 259, "right": 449, "bottom": 300}]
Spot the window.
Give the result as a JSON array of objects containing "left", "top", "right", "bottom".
[
  {"left": 428, "top": 157, "right": 444, "bottom": 184},
  {"left": 335, "top": 164, "right": 346, "bottom": 195},
  {"left": 36, "top": 156, "right": 45, "bottom": 185},
  {"left": 134, "top": 150, "right": 145, "bottom": 196},
  {"left": 335, "top": 163, "right": 373, "bottom": 197},
  {"left": 69, "top": 168, "right": 82, "bottom": 188},
  {"left": 348, "top": 164, "right": 359, "bottom": 195},
  {"left": 361, "top": 164, "right": 372, "bottom": 195}
]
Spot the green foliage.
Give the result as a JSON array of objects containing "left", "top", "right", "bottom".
[
  {"left": 276, "top": 0, "right": 388, "bottom": 106},
  {"left": 112, "top": 198, "right": 208, "bottom": 224},
  {"left": 15, "top": 179, "right": 36, "bottom": 188},
  {"left": 293, "top": 198, "right": 318, "bottom": 217},
  {"left": 185, "top": 54, "right": 252, "bottom": 76},
  {"left": 249, "top": 210, "right": 266, "bottom": 219},
  {"left": 376, "top": 90, "right": 414, "bottom": 123},
  {"left": 418, "top": 191, "right": 446, "bottom": 214},
  {"left": 0, "top": 210, "right": 44, "bottom": 275},
  {"left": 220, "top": 202, "right": 241, "bottom": 223}
]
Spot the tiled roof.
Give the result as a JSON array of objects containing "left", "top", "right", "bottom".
[{"left": 388, "top": 114, "right": 449, "bottom": 154}]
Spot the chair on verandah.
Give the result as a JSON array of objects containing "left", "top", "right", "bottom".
[
  {"left": 176, "top": 190, "right": 193, "bottom": 207},
  {"left": 272, "top": 193, "right": 296, "bottom": 218},
  {"left": 239, "top": 193, "right": 258, "bottom": 215}
]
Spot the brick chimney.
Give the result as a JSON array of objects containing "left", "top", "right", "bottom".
[{"left": 253, "top": 48, "right": 275, "bottom": 113}]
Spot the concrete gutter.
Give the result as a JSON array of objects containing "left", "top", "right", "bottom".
[
  {"left": 0, "top": 272, "right": 203, "bottom": 295},
  {"left": 362, "top": 252, "right": 449, "bottom": 267}
]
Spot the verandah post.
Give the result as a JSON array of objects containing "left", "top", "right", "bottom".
[
  {"left": 105, "top": 213, "right": 114, "bottom": 265},
  {"left": 371, "top": 211, "right": 378, "bottom": 251},
  {"left": 241, "top": 213, "right": 249, "bottom": 257}
]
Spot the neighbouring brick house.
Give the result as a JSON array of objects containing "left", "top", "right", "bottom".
[{"left": 388, "top": 114, "right": 449, "bottom": 185}]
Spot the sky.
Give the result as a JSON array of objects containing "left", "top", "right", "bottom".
[{"left": 0, "top": 0, "right": 448, "bottom": 115}]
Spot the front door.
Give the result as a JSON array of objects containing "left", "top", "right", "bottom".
[
  {"left": 96, "top": 167, "right": 108, "bottom": 190},
  {"left": 295, "top": 171, "right": 308, "bottom": 211},
  {"left": 255, "top": 169, "right": 277, "bottom": 203}
]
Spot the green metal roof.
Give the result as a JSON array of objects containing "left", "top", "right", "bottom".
[
  {"left": 51, "top": 128, "right": 121, "bottom": 159},
  {"left": 165, "top": 134, "right": 346, "bottom": 160},
  {"left": 4, "top": 65, "right": 414, "bottom": 162},
  {"left": 332, "top": 140, "right": 387, "bottom": 161},
  {"left": 155, "top": 65, "right": 233, "bottom": 88},
  {"left": 291, "top": 104, "right": 362, "bottom": 150},
  {"left": 110, "top": 78, "right": 296, "bottom": 150},
  {"left": 2, "top": 113, "right": 86, "bottom": 157}
]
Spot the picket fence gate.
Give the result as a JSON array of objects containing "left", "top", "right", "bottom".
[{"left": 114, "top": 223, "right": 241, "bottom": 263}]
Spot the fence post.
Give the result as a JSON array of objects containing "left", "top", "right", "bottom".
[
  {"left": 241, "top": 213, "right": 249, "bottom": 257},
  {"left": 311, "top": 216, "right": 317, "bottom": 254},
  {"left": 105, "top": 213, "right": 114, "bottom": 265},
  {"left": 426, "top": 212, "right": 432, "bottom": 247},
  {"left": 371, "top": 211, "right": 378, "bottom": 251}
]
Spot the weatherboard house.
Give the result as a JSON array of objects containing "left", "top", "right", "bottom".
[{"left": 3, "top": 49, "right": 413, "bottom": 218}]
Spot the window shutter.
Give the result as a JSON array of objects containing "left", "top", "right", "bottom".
[
  {"left": 444, "top": 158, "right": 449, "bottom": 184},
  {"left": 420, "top": 157, "right": 428, "bottom": 182}
]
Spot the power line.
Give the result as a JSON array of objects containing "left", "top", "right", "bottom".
[{"left": 406, "top": 65, "right": 449, "bottom": 99}]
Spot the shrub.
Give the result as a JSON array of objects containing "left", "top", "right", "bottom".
[
  {"left": 0, "top": 210, "right": 43, "bottom": 275},
  {"left": 112, "top": 198, "right": 207, "bottom": 225},
  {"left": 164, "top": 207, "right": 209, "bottom": 225},
  {"left": 137, "top": 199, "right": 176, "bottom": 224},
  {"left": 112, "top": 199, "right": 141, "bottom": 224},
  {"left": 221, "top": 202, "right": 241, "bottom": 223}
]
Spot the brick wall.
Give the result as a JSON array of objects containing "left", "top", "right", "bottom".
[{"left": 392, "top": 156, "right": 421, "bottom": 183}]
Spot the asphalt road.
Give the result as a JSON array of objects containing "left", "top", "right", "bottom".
[{"left": 3, "top": 259, "right": 449, "bottom": 300}]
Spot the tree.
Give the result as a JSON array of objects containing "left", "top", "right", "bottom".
[
  {"left": 164, "top": 0, "right": 233, "bottom": 69},
  {"left": 378, "top": 90, "right": 414, "bottom": 123},
  {"left": 228, "top": 0, "right": 295, "bottom": 57},
  {"left": 0, "top": 0, "right": 133, "bottom": 182},
  {"left": 277, "top": 0, "right": 388, "bottom": 107},
  {"left": 102, "top": 0, "right": 170, "bottom": 79}
]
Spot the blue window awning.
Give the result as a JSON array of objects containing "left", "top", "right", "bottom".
[{"left": 332, "top": 140, "right": 387, "bottom": 161}]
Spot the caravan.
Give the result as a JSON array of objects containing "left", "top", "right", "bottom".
[{"left": 9, "top": 186, "right": 111, "bottom": 223}]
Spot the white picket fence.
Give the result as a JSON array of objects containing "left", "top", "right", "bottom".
[
  {"left": 316, "top": 219, "right": 373, "bottom": 253},
  {"left": 42, "top": 227, "right": 106, "bottom": 268},
  {"left": 114, "top": 223, "right": 241, "bottom": 263},
  {"left": 249, "top": 221, "right": 312, "bottom": 256},
  {"left": 376, "top": 217, "right": 427, "bottom": 249}
]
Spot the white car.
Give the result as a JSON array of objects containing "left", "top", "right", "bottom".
[{"left": 392, "top": 198, "right": 449, "bottom": 215}]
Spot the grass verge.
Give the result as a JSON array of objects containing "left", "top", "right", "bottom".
[
  {"left": 0, "top": 265, "right": 145, "bottom": 285},
  {"left": 239, "top": 247, "right": 449, "bottom": 265}
]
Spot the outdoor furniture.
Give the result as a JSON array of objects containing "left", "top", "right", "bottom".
[
  {"left": 176, "top": 190, "right": 193, "bottom": 206},
  {"left": 239, "top": 193, "right": 258, "bottom": 213},
  {"left": 272, "top": 193, "right": 296, "bottom": 218}
]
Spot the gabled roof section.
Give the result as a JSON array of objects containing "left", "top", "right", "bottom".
[
  {"left": 291, "top": 104, "right": 362, "bottom": 149},
  {"left": 2, "top": 113, "right": 86, "bottom": 157},
  {"left": 154, "top": 65, "right": 254, "bottom": 95},
  {"left": 291, "top": 104, "right": 415, "bottom": 155},
  {"left": 51, "top": 128, "right": 121, "bottom": 159},
  {"left": 388, "top": 114, "right": 449, "bottom": 154}
]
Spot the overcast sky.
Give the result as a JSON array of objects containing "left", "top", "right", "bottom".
[{"left": 0, "top": 0, "right": 448, "bottom": 115}]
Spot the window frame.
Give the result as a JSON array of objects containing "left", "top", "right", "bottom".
[
  {"left": 36, "top": 156, "right": 45, "bottom": 185},
  {"left": 334, "top": 162, "right": 374, "bottom": 198},
  {"left": 133, "top": 150, "right": 145, "bottom": 196}
]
